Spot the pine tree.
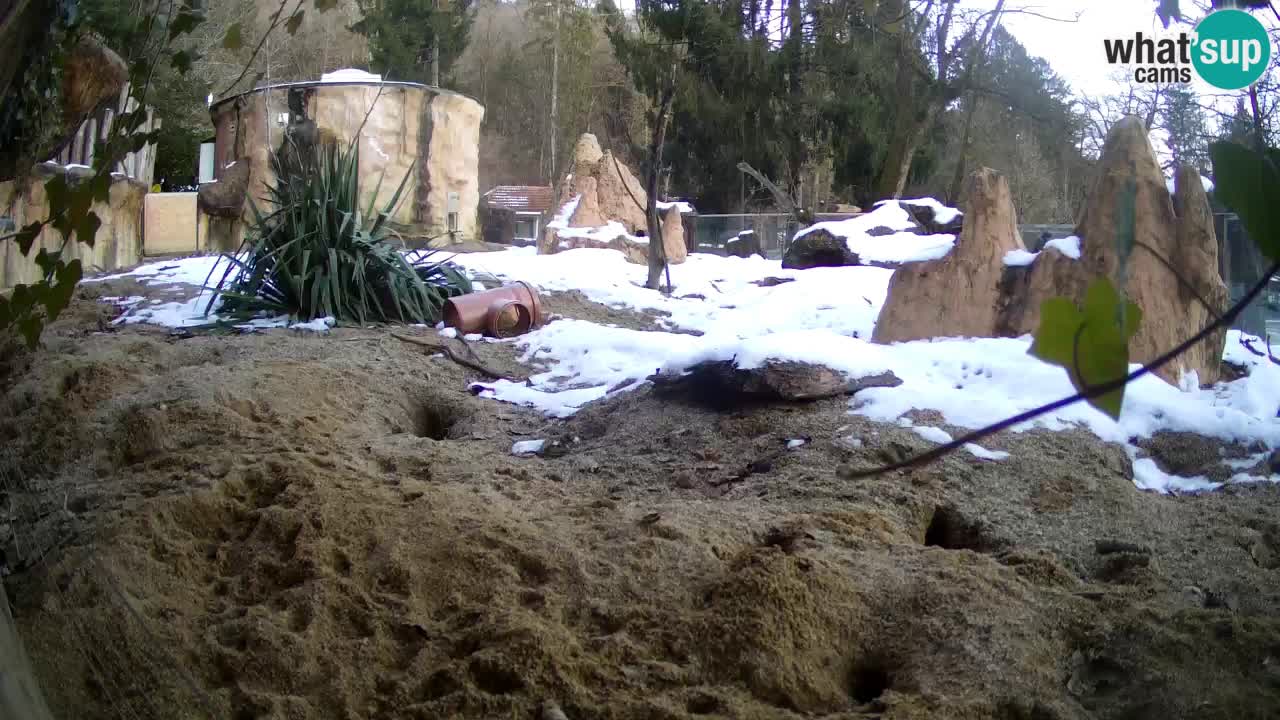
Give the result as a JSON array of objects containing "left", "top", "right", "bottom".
[
  {"left": 1161, "top": 85, "right": 1210, "bottom": 173},
  {"left": 353, "top": 0, "right": 474, "bottom": 84}
]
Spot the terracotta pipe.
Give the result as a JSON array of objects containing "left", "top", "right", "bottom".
[{"left": 443, "top": 281, "right": 544, "bottom": 337}]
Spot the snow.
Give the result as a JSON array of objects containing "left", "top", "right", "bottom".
[
  {"left": 320, "top": 68, "right": 383, "bottom": 83},
  {"left": 452, "top": 244, "right": 1280, "bottom": 494},
  {"left": 786, "top": 438, "right": 808, "bottom": 449},
  {"left": 1003, "top": 249, "right": 1039, "bottom": 267},
  {"left": 964, "top": 443, "right": 1010, "bottom": 461},
  {"left": 656, "top": 200, "right": 695, "bottom": 214},
  {"left": 438, "top": 327, "right": 459, "bottom": 339},
  {"left": 912, "top": 425, "right": 954, "bottom": 444},
  {"left": 897, "top": 197, "right": 963, "bottom": 224},
  {"left": 511, "top": 439, "right": 547, "bottom": 456},
  {"left": 1044, "top": 236, "right": 1082, "bottom": 260},
  {"left": 1002, "top": 236, "right": 1082, "bottom": 267},
  {"left": 795, "top": 201, "right": 957, "bottom": 264},
  {"left": 88, "top": 255, "right": 332, "bottom": 331},
  {"left": 290, "top": 316, "right": 335, "bottom": 333}
]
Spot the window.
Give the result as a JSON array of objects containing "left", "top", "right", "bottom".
[
  {"left": 447, "top": 212, "right": 459, "bottom": 234},
  {"left": 514, "top": 218, "right": 537, "bottom": 241}
]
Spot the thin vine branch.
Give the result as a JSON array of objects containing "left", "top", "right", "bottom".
[{"left": 844, "top": 259, "right": 1280, "bottom": 478}]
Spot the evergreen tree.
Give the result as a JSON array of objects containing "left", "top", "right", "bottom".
[
  {"left": 1161, "top": 85, "right": 1210, "bottom": 173},
  {"left": 353, "top": 0, "right": 474, "bottom": 84}
]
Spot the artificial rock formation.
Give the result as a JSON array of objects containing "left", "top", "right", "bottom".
[
  {"left": 197, "top": 158, "right": 251, "bottom": 218},
  {"left": 872, "top": 168, "right": 1023, "bottom": 344},
  {"left": 540, "top": 133, "right": 687, "bottom": 265},
  {"left": 873, "top": 116, "right": 1228, "bottom": 387}
]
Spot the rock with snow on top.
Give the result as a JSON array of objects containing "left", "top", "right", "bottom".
[
  {"left": 725, "top": 229, "right": 763, "bottom": 258},
  {"left": 781, "top": 228, "right": 862, "bottom": 270},
  {"left": 540, "top": 133, "right": 686, "bottom": 265},
  {"left": 1000, "top": 116, "right": 1228, "bottom": 385},
  {"left": 873, "top": 168, "right": 1024, "bottom": 344}
]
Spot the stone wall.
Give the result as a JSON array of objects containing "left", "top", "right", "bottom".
[
  {"left": 208, "top": 82, "right": 484, "bottom": 245},
  {"left": 0, "top": 168, "right": 144, "bottom": 289},
  {"left": 142, "top": 192, "right": 201, "bottom": 256}
]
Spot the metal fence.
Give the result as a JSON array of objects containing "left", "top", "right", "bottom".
[
  {"left": 1217, "top": 212, "right": 1279, "bottom": 336},
  {"left": 688, "top": 213, "right": 859, "bottom": 259}
]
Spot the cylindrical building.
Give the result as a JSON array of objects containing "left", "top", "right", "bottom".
[{"left": 205, "top": 71, "right": 484, "bottom": 249}]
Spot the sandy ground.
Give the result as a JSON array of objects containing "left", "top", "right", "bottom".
[{"left": 2, "top": 270, "right": 1280, "bottom": 720}]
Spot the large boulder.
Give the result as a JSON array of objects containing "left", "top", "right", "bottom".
[
  {"left": 873, "top": 116, "right": 1229, "bottom": 387},
  {"left": 999, "top": 116, "right": 1227, "bottom": 385},
  {"left": 541, "top": 133, "right": 688, "bottom": 266},
  {"left": 782, "top": 229, "right": 860, "bottom": 269},
  {"left": 725, "top": 229, "right": 763, "bottom": 258},
  {"left": 660, "top": 205, "right": 688, "bottom": 264},
  {"left": 872, "top": 168, "right": 1023, "bottom": 344}
]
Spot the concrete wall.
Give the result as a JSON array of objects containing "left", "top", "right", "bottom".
[
  {"left": 209, "top": 82, "right": 484, "bottom": 245},
  {"left": 1, "top": 168, "right": 144, "bottom": 289},
  {"left": 143, "top": 192, "right": 202, "bottom": 256}
]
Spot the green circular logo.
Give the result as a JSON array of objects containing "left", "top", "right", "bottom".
[{"left": 1192, "top": 9, "right": 1272, "bottom": 90}]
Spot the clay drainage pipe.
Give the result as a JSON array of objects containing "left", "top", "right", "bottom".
[{"left": 443, "top": 281, "right": 544, "bottom": 339}]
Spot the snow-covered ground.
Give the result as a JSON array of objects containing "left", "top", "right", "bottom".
[
  {"left": 795, "top": 201, "right": 957, "bottom": 264},
  {"left": 85, "top": 255, "right": 334, "bottom": 333},
  {"left": 452, "top": 246, "right": 1280, "bottom": 494},
  {"left": 88, "top": 245, "right": 1280, "bottom": 493}
]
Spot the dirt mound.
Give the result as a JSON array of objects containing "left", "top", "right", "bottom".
[{"left": 2, "top": 280, "right": 1280, "bottom": 720}]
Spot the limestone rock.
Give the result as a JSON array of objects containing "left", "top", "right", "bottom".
[
  {"left": 541, "top": 133, "right": 688, "bottom": 266},
  {"left": 725, "top": 230, "right": 762, "bottom": 258},
  {"left": 1001, "top": 116, "right": 1228, "bottom": 385},
  {"left": 872, "top": 117, "right": 1229, "bottom": 387},
  {"left": 873, "top": 168, "right": 1022, "bottom": 344},
  {"left": 782, "top": 229, "right": 860, "bottom": 270},
  {"left": 661, "top": 205, "right": 688, "bottom": 264},
  {"left": 198, "top": 159, "right": 251, "bottom": 218}
]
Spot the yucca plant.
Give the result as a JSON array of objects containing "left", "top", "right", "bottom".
[{"left": 204, "top": 140, "right": 471, "bottom": 324}]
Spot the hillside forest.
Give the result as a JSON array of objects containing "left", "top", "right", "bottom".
[{"left": 75, "top": 0, "right": 1280, "bottom": 222}]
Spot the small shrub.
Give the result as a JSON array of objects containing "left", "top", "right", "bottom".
[{"left": 206, "top": 141, "right": 470, "bottom": 324}]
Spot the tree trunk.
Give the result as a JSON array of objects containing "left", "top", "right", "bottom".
[
  {"left": 646, "top": 83, "right": 676, "bottom": 290},
  {"left": 874, "top": 103, "right": 931, "bottom": 199},
  {"left": 549, "top": 0, "right": 560, "bottom": 185},
  {"left": 947, "top": 92, "right": 980, "bottom": 203}
]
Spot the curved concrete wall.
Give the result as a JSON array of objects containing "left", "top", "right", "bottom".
[{"left": 210, "top": 82, "right": 484, "bottom": 245}]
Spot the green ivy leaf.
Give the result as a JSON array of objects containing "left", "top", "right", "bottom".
[
  {"left": 89, "top": 170, "right": 112, "bottom": 204},
  {"left": 44, "top": 259, "right": 82, "bottom": 322},
  {"left": 171, "top": 50, "right": 197, "bottom": 75},
  {"left": 286, "top": 9, "right": 305, "bottom": 35},
  {"left": 33, "top": 249, "right": 58, "bottom": 278},
  {"left": 1029, "top": 278, "right": 1141, "bottom": 420},
  {"left": 168, "top": 9, "right": 204, "bottom": 40},
  {"left": 222, "top": 22, "right": 244, "bottom": 50},
  {"left": 16, "top": 222, "right": 43, "bottom": 256},
  {"left": 75, "top": 210, "right": 102, "bottom": 246},
  {"left": 1210, "top": 141, "right": 1280, "bottom": 261},
  {"left": 315, "top": 0, "right": 337, "bottom": 10}
]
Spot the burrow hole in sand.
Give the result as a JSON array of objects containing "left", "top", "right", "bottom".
[
  {"left": 849, "top": 661, "right": 892, "bottom": 704},
  {"left": 407, "top": 398, "right": 463, "bottom": 440},
  {"left": 923, "top": 505, "right": 1000, "bottom": 553}
]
